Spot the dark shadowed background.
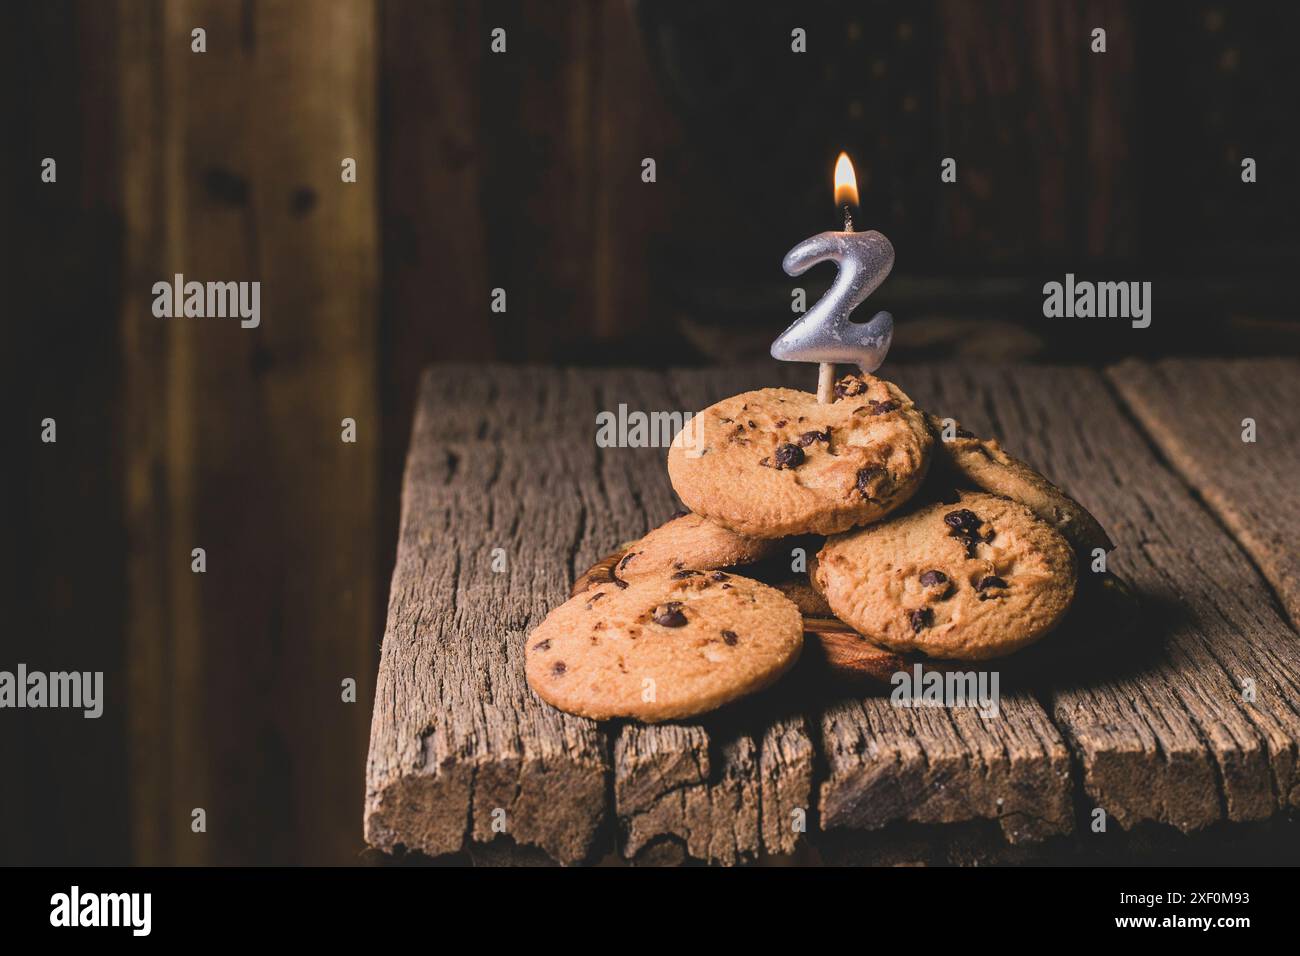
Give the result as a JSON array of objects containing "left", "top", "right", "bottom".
[{"left": 4, "top": 0, "right": 1298, "bottom": 865}]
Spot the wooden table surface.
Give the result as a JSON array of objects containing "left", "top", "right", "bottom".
[{"left": 364, "top": 359, "right": 1300, "bottom": 865}]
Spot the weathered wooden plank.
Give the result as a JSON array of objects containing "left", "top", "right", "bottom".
[
  {"left": 120, "top": 0, "right": 380, "bottom": 863},
  {"left": 1107, "top": 358, "right": 1300, "bottom": 627},
  {"left": 905, "top": 364, "right": 1300, "bottom": 832},
  {"left": 818, "top": 692, "right": 1073, "bottom": 843},
  {"left": 608, "top": 367, "right": 817, "bottom": 864},
  {"left": 403, "top": 365, "right": 816, "bottom": 863},
  {"left": 365, "top": 370, "right": 611, "bottom": 863},
  {"left": 421, "top": 363, "right": 1073, "bottom": 855},
  {"left": 935, "top": 0, "right": 1137, "bottom": 262},
  {"left": 2, "top": 0, "right": 129, "bottom": 865},
  {"left": 391, "top": 361, "right": 1300, "bottom": 860}
]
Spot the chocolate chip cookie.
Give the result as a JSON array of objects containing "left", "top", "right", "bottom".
[
  {"left": 816, "top": 491, "right": 1077, "bottom": 660},
  {"left": 925, "top": 413, "right": 1113, "bottom": 556},
  {"left": 614, "top": 511, "right": 779, "bottom": 583},
  {"left": 668, "top": 374, "right": 934, "bottom": 537},
  {"left": 526, "top": 571, "right": 803, "bottom": 721}
]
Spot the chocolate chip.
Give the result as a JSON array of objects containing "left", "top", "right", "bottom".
[
  {"left": 721, "top": 629, "right": 739, "bottom": 646},
  {"left": 943, "top": 509, "right": 981, "bottom": 532},
  {"left": 552, "top": 661, "right": 567, "bottom": 675},
  {"left": 709, "top": 571, "right": 729, "bottom": 582},
  {"left": 747, "top": 420, "right": 757, "bottom": 429},
  {"left": 909, "top": 608, "right": 934, "bottom": 632},
  {"left": 919, "top": 570, "right": 948, "bottom": 586},
  {"left": 773, "top": 443, "right": 805, "bottom": 469},
  {"left": 532, "top": 639, "right": 551, "bottom": 652},
  {"left": 869, "top": 400, "right": 900, "bottom": 415},
  {"left": 834, "top": 375, "right": 868, "bottom": 399},
  {"left": 652, "top": 602, "right": 688, "bottom": 627},
  {"left": 856, "top": 466, "right": 890, "bottom": 499},
  {"left": 671, "top": 569, "right": 700, "bottom": 579},
  {"left": 775, "top": 419, "right": 788, "bottom": 427},
  {"left": 796, "top": 428, "right": 830, "bottom": 447},
  {"left": 977, "top": 576, "right": 1008, "bottom": 591},
  {"left": 944, "top": 508, "right": 984, "bottom": 557}
]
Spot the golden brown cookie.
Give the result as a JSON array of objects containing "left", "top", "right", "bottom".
[
  {"left": 667, "top": 374, "right": 934, "bottom": 538},
  {"left": 816, "top": 492, "right": 1077, "bottom": 660},
  {"left": 526, "top": 571, "right": 803, "bottom": 721},
  {"left": 614, "top": 511, "right": 778, "bottom": 583},
  {"left": 925, "top": 413, "right": 1113, "bottom": 556}
]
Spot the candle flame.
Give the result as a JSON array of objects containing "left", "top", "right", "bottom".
[{"left": 833, "top": 152, "right": 859, "bottom": 207}]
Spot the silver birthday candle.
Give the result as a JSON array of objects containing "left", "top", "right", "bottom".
[{"left": 772, "top": 153, "right": 895, "bottom": 379}]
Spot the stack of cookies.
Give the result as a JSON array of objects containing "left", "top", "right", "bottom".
[{"left": 526, "top": 373, "right": 1112, "bottom": 722}]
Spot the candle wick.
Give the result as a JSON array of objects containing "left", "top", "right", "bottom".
[{"left": 842, "top": 204, "right": 854, "bottom": 233}]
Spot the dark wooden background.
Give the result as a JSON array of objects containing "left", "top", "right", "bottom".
[{"left": 4, "top": 0, "right": 1297, "bottom": 865}]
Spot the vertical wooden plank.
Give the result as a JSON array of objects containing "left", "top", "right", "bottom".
[
  {"left": 1082, "top": 0, "right": 1137, "bottom": 259},
  {"left": 2, "top": 0, "right": 128, "bottom": 865},
  {"left": 119, "top": 0, "right": 379, "bottom": 864},
  {"left": 935, "top": 0, "right": 1136, "bottom": 262},
  {"left": 589, "top": 1, "right": 680, "bottom": 342}
]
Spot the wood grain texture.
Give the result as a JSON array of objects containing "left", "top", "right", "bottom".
[
  {"left": 119, "top": 0, "right": 379, "bottom": 864},
  {"left": 1107, "top": 358, "right": 1300, "bottom": 627},
  {"left": 366, "top": 365, "right": 817, "bottom": 863},
  {"left": 608, "top": 368, "right": 815, "bottom": 864},
  {"left": 365, "top": 370, "right": 611, "bottom": 863},
  {"left": 1, "top": 0, "right": 129, "bottom": 865},
  {"left": 936, "top": 0, "right": 1136, "bottom": 261},
  {"left": 902, "top": 364, "right": 1300, "bottom": 832},
  {"left": 721, "top": 367, "right": 1077, "bottom": 845},
  {"left": 374, "top": 361, "right": 1300, "bottom": 863},
  {"left": 817, "top": 693, "right": 1073, "bottom": 843}
]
